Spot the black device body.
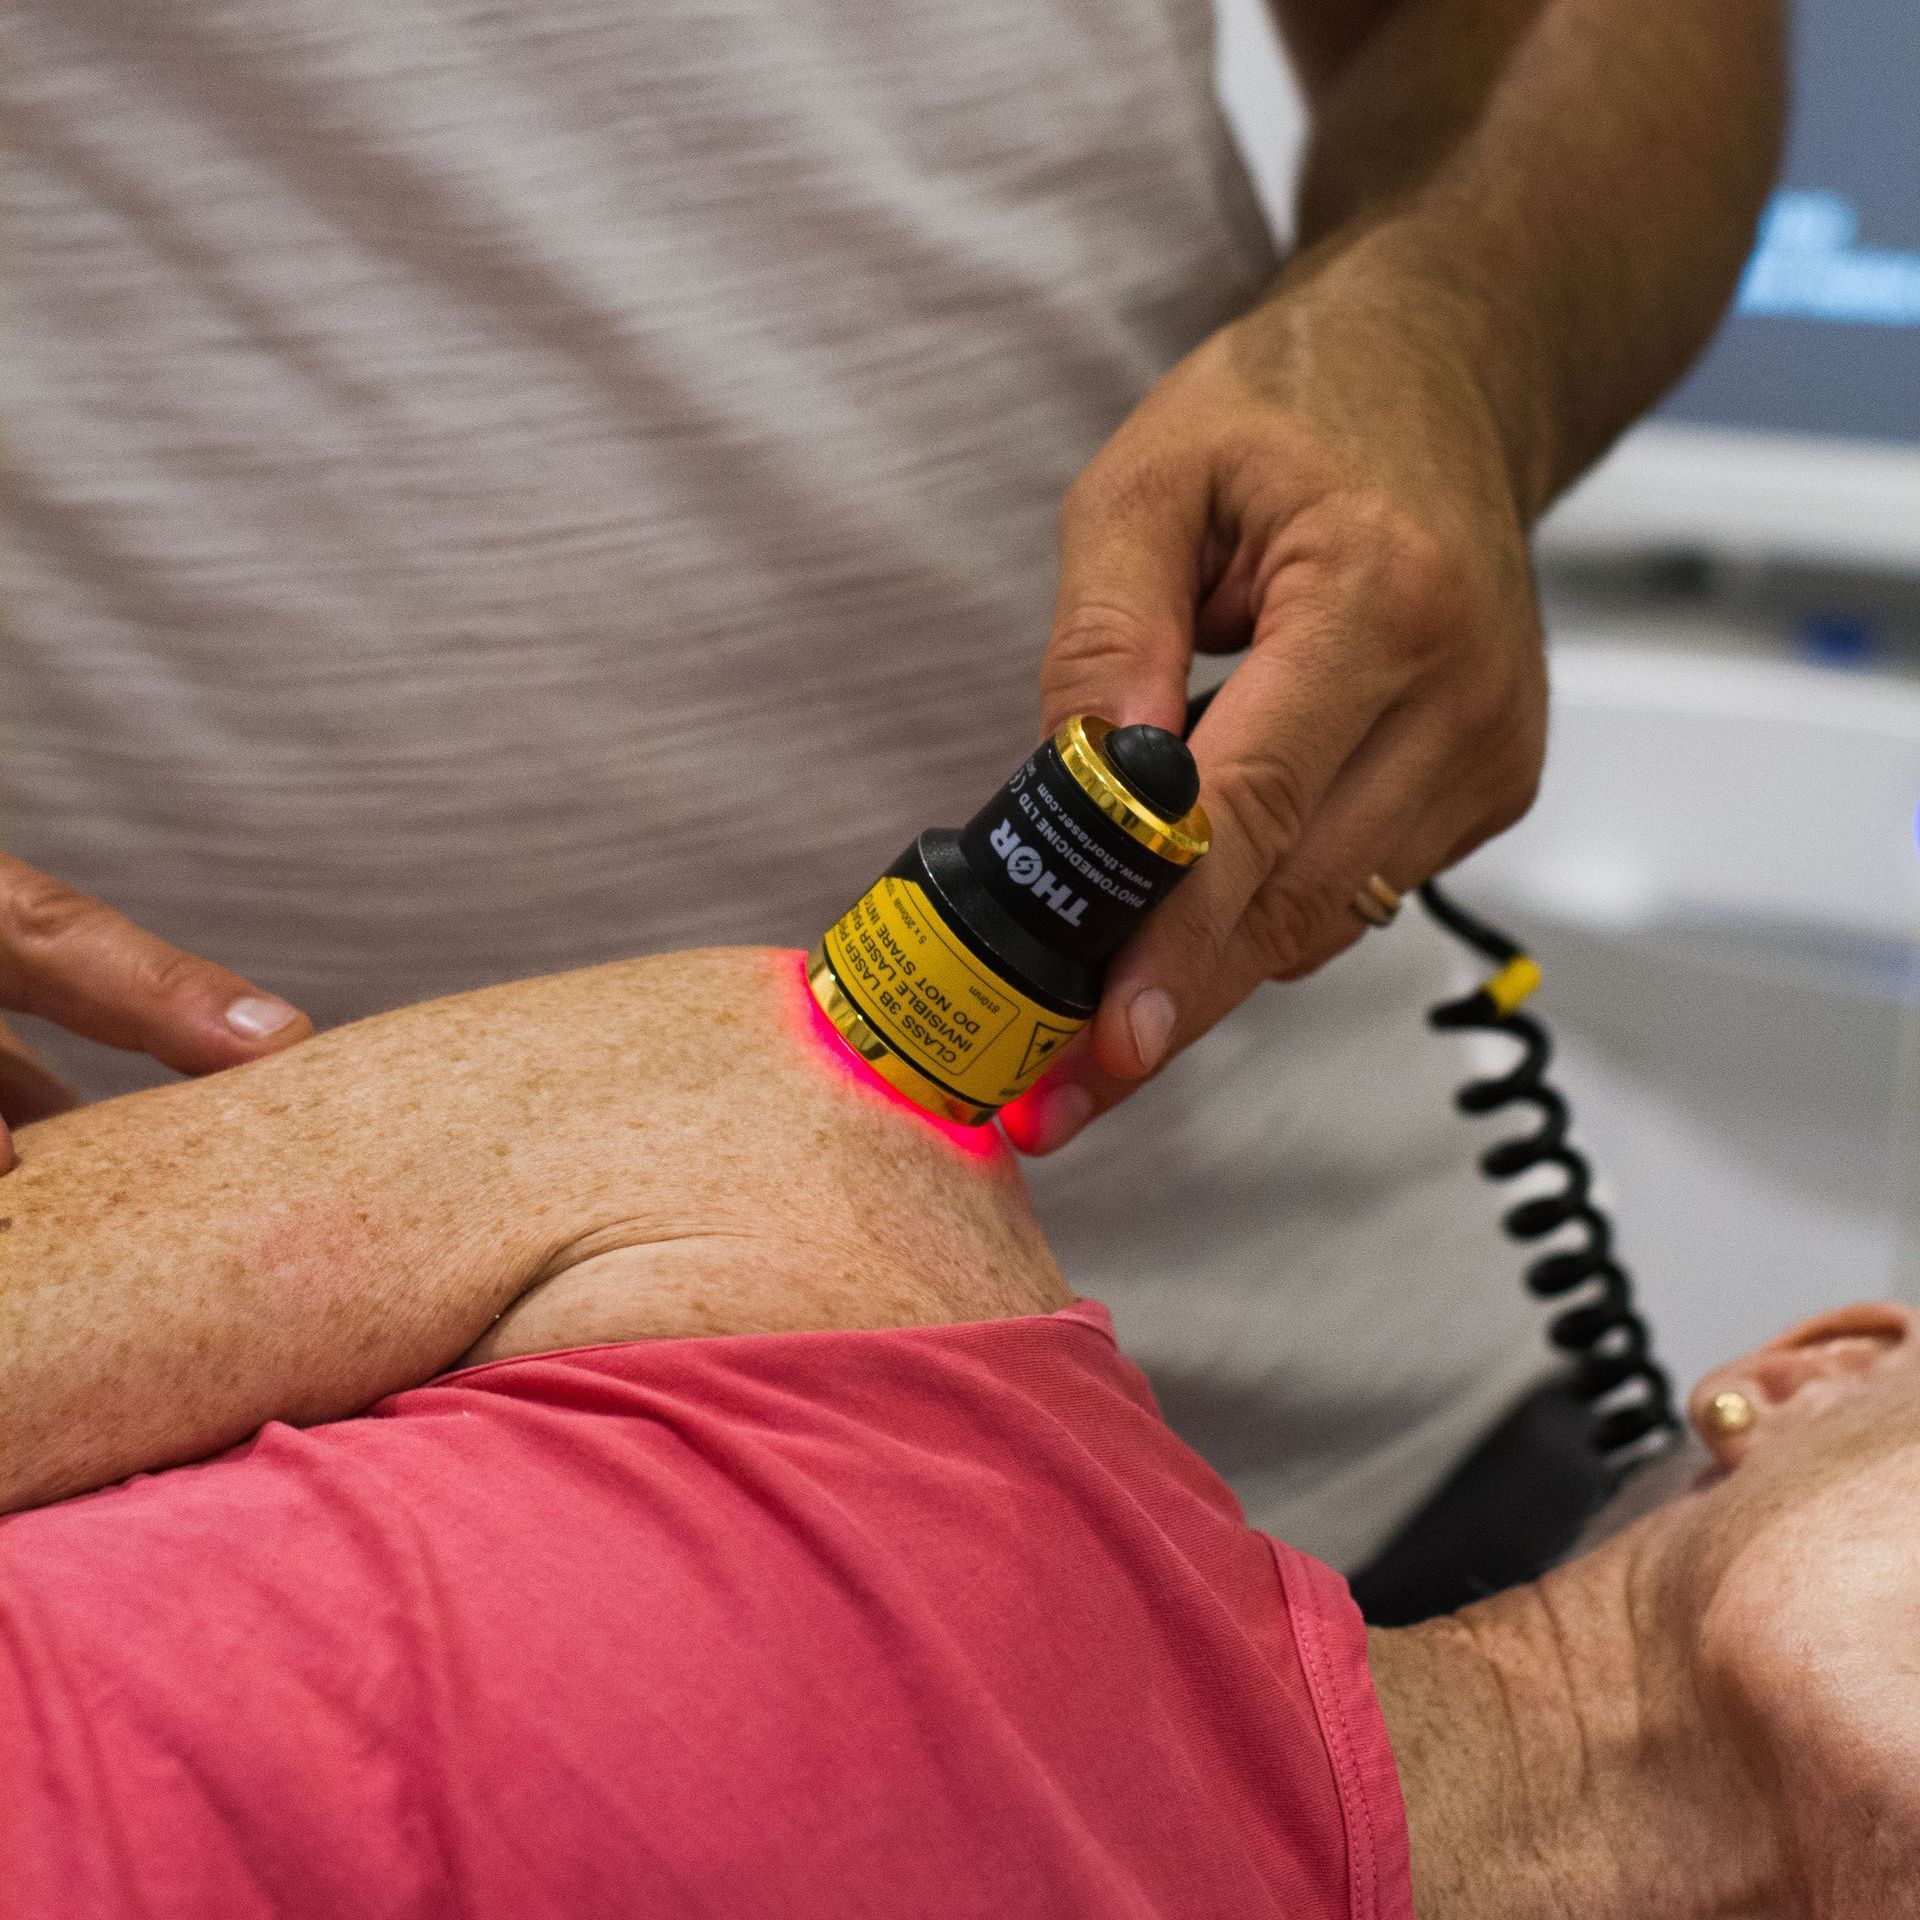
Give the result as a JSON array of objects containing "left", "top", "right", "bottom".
[{"left": 808, "top": 716, "right": 1209, "bottom": 1123}]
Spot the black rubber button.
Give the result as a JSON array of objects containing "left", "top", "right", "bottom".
[{"left": 1103, "top": 724, "right": 1201, "bottom": 820}]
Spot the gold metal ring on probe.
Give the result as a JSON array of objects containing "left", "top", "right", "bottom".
[
  {"left": 1053, "top": 716, "right": 1210, "bottom": 865},
  {"left": 806, "top": 948, "right": 998, "bottom": 1125}
]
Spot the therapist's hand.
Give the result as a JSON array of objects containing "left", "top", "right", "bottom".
[
  {"left": 0, "top": 854, "right": 311, "bottom": 1173},
  {"left": 1006, "top": 246, "right": 1548, "bottom": 1154}
]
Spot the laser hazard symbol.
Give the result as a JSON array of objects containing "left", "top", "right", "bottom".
[{"left": 1016, "top": 1020, "right": 1078, "bottom": 1081}]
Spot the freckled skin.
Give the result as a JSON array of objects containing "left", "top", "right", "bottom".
[{"left": 0, "top": 949, "right": 1066, "bottom": 1512}]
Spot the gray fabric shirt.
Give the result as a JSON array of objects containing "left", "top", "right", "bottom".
[{"left": 4, "top": 0, "right": 1554, "bottom": 1567}]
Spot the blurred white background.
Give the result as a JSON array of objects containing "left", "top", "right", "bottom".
[{"left": 1215, "top": 0, "right": 1920, "bottom": 1388}]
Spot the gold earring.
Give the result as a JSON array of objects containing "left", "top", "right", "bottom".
[{"left": 1701, "top": 1390, "right": 1756, "bottom": 1437}]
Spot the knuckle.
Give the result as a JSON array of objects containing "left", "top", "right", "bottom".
[
  {"left": 1453, "top": 734, "right": 1544, "bottom": 856},
  {"left": 1485, "top": 756, "right": 1543, "bottom": 838},
  {"left": 1449, "top": 660, "right": 1521, "bottom": 742},
  {"left": 0, "top": 865, "right": 212, "bottom": 1014},
  {"left": 1059, "top": 461, "right": 1114, "bottom": 528},
  {"left": 1049, "top": 599, "right": 1165, "bottom": 666},
  {"left": 1042, "top": 602, "right": 1169, "bottom": 716},
  {"left": 1059, "top": 461, "right": 1130, "bottom": 536},
  {"left": 1348, "top": 497, "right": 1479, "bottom": 666},
  {"left": 1061, "top": 447, "right": 1183, "bottom": 537},
  {"left": 1214, "top": 748, "right": 1314, "bottom": 856},
  {"left": 1057, "top": 468, "right": 1098, "bottom": 536},
  {"left": 123, "top": 941, "right": 210, "bottom": 1009},
  {"left": 1452, "top": 627, "right": 1545, "bottom": 742},
  {"left": 1491, "top": 700, "right": 1548, "bottom": 806},
  {"left": 1375, "top": 505, "right": 1452, "bottom": 593},
  {"left": 1275, "top": 916, "right": 1362, "bottom": 982},
  {"left": 1246, "top": 877, "right": 1327, "bottom": 972},
  {"left": 2, "top": 866, "right": 102, "bottom": 954}
]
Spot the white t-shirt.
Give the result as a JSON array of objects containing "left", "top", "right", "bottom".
[{"left": 3, "top": 0, "right": 1553, "bottom": 1565}]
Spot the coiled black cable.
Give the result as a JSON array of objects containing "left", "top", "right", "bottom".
[
  {"left": 1181, "top": 681, "right": 1678, "bottom": 1483},
  {"left": 1417, "top": 877, "right": 1680, "bottom": 1477}
]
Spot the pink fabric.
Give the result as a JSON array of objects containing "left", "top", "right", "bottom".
[{"left": 0, "top": 1302, "right": 1413, "bottom": 1920}]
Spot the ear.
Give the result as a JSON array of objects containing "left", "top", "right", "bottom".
[{"left": 1688, "top": 1302, "right": 1920, "bottom": 1468}]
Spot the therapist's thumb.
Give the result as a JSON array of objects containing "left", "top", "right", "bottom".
[
  {"left": 0, "top": 855, "right": 312, "bottom": 1081},
  {"left": 1038, "top": 453, "right": 1208, "bottom": 741}
]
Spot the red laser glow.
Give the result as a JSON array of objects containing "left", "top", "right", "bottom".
[{"left": 786, "top": 950, "right": 1005, "bottom": 1160}]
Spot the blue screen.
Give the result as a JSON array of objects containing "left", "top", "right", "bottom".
[{"left": 1658, "top": 2, "right": 1920, "bottom": 446}]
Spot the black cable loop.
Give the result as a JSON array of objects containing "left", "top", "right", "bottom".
[
  {"left": 1420, "top": 879, "right": 1681, "bottom": 1477},
  {"left": 1180, "top": 686, "right": 1679, "bottom": 1481}
]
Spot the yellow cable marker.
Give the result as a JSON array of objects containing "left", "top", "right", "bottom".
[{"left": 1484, "top": 955, "right": 1543, "bottom": 1017}]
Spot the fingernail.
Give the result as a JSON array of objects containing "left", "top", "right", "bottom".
[
  {"left": 224, "top": 995, "right": 300, "bottom": 1040},
  {"left": 1127, "top": 988, "right": 1176, "bottom": 1073},
  {"left": 1027, "top": 1084, "right": 1094, "bottom": 1155}
]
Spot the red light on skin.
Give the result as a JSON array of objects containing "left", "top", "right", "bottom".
[{"left": 786, "top": 951, "right": 1004, "bottom": 1160}]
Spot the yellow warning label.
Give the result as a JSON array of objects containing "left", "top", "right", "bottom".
[{"left": 821, "top": 877, "right": 1087, "bottom": 1106}]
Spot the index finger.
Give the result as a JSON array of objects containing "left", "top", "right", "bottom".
[
  {"left": 1038, "top": 460, "right": 1209, "bottom": 743},
  {"left": 0, "top": 856, "right": 312, "bottom": 1075},
  {"left": 1118, "top": 610, "right": 1400, "bottom": 1017}
]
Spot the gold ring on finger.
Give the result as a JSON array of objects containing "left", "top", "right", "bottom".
[{"left": 1351, "top": 873, "right": 1403, "bottom": 929}]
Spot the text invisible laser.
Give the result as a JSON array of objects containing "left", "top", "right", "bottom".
[{"left": 808, "top": 716, "right": 1210, "bottom": 1124}]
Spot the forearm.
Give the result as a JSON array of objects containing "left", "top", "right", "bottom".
[{"left": 1280, "top": 0, "right": 1786, "bottom": 515}]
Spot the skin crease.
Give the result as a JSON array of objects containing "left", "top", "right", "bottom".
[
  {"left": 8, "top": 948, "right": 1920, "bottom": 1914},
  {"left": 0, "top": 948, "right": 1065, "bottom": 1513},
  {"left": 1371, "top": 1305, "right": 1920, "bottom": 1920}
]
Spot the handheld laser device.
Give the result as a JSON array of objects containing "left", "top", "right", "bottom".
[
  {"left": 812, "top": 693, "right": 1678, "bottom": 1543},
  {"left": 807, "top": 715, "right": 1209, "bottom": 1124}
]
